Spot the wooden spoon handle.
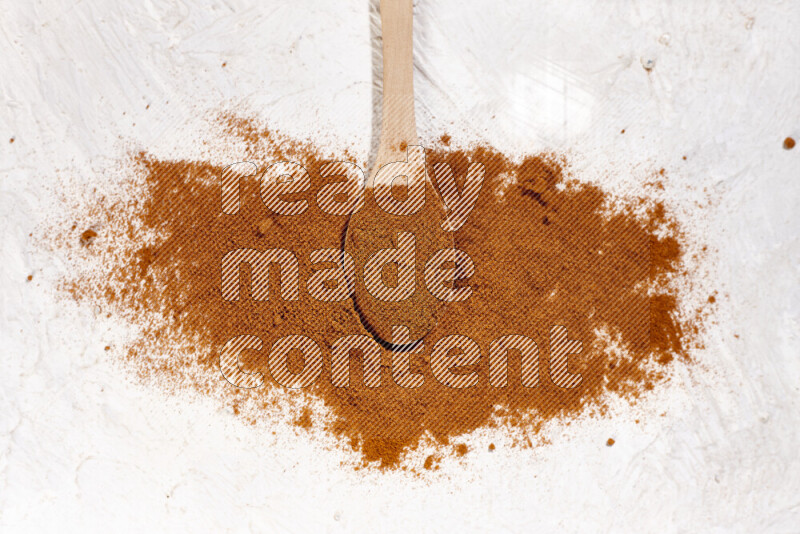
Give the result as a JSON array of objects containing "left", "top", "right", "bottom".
[
  {"left": 344, "top": 0, "right": 450, "bottom": 345},
  {"left": 377, "top": 0, "right": 417, "bottom": 159}
]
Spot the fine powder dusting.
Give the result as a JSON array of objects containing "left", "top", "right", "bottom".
[{"left": 55, "top": 114, "right": 705, "bottom": 468}]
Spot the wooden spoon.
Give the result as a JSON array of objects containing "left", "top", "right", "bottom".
[{"left": 344, "top": 0, "right": 451, "bottom": 347}]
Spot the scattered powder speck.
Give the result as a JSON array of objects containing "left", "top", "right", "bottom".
[
  {"left": 80, "top": 229, "right": 98, "bottom": 246},
  {"left": 423, "top": 455, "right": 438, "bottom": 470},
  {"left": 294, "top": 406, "right": 313, "bottom": 430}
]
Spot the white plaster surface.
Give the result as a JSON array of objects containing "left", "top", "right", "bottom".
[{"left": 1, "top": 0, "right": 799, "bottom": 531}]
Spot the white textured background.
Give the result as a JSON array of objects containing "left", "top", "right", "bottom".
[{"left": 2, "top": 0, "right": 799, "bottom": 532}]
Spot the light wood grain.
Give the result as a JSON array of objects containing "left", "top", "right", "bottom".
[{"left": 373, "top": 0, "right": 418, "bottom": 185}]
